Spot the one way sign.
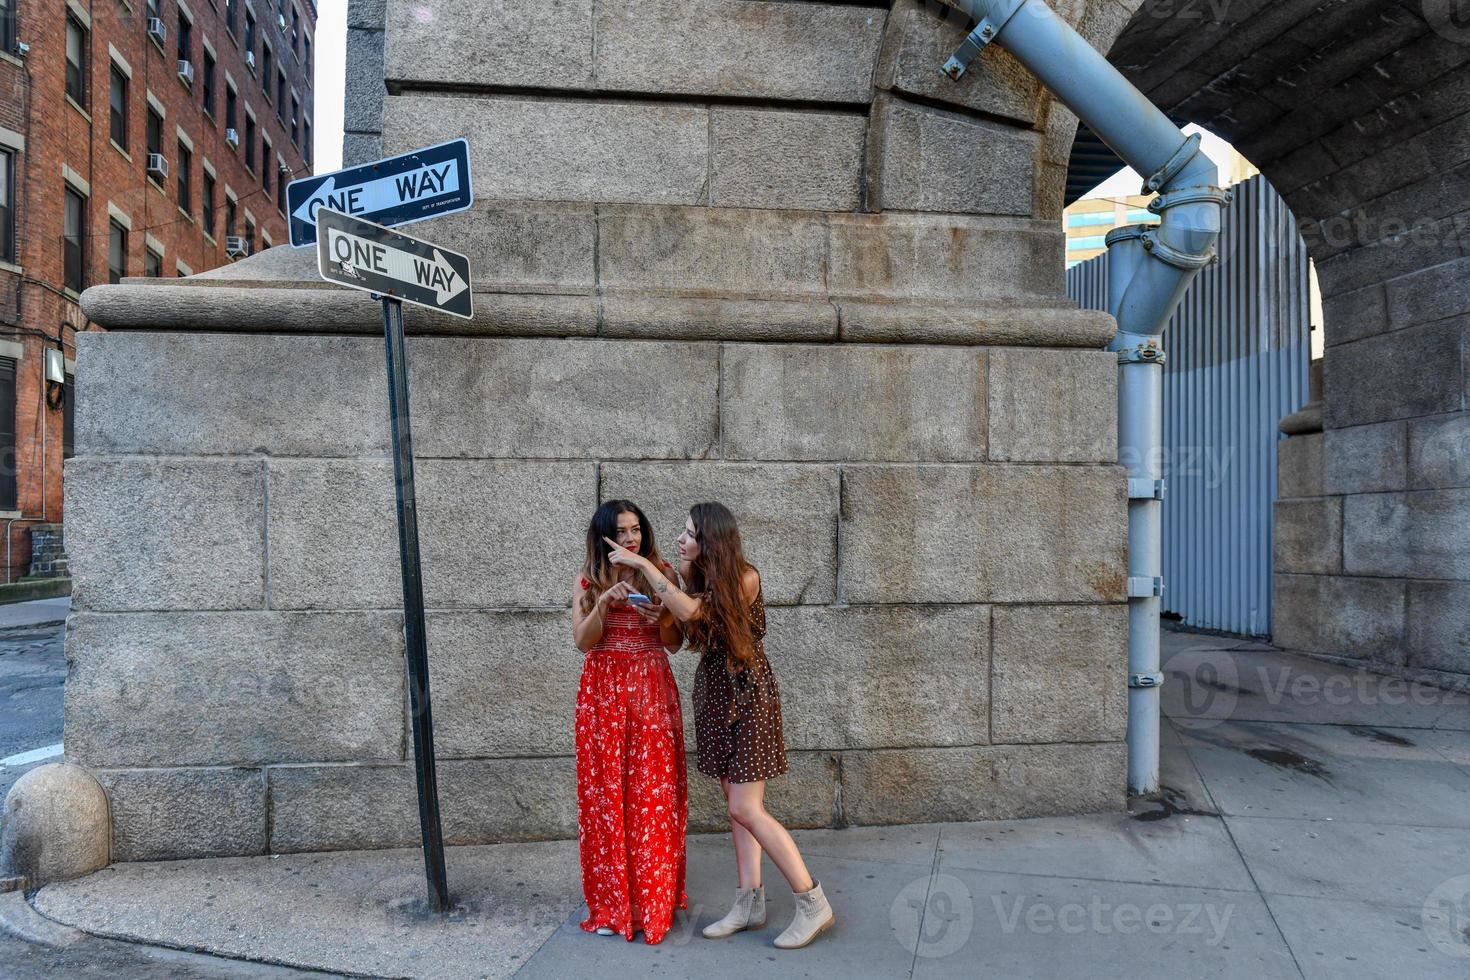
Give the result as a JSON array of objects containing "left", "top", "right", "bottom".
[
  {"left": 287, "top": 139, "right": 472, "bottom": 247},
  {"left": 316, "top": 208, "right": 473, "bottom": 319}
]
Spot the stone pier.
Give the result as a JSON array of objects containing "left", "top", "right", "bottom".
[{"left": 64, "top": 0, "right": 1138, "bottom": 860}]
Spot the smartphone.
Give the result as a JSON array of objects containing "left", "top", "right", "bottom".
[{"left": 627, "top": 593, "right": 652, "bottom": 605}]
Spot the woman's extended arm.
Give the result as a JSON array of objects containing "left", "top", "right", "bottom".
[
  {"left": 604, "top": 537, "right": 703, "bottom": 623},
  {"left": 571, "top": 576, "right": 631, "bottom": 652}
]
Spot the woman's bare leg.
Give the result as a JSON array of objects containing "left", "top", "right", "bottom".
[
  {"left": 725, "top": 780, "right": 815, "bottom": 893},
  {"left": 721, "top": 776, "right": 763, "bottom": 888}
]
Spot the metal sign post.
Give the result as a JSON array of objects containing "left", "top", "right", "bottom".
[
  {"left": 380, "top": 292, "right": 450, "bottom": 914},
  {"left": 315, "top": 207, "right": 476, "bottom": 913}
]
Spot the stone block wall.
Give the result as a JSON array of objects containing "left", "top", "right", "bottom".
[
  {"left": 66, "top": 0, "right": 1139, "bottom": 860},
  {"left": 1275, "top": 411, "right": 1470, "bottom": 690}
]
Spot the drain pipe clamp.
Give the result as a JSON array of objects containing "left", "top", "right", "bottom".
[
  {"left": 942, "top": 0, "right": 1027, "bottom": 80},
  {"left": 1118, "top": 343, "right": 1166, "bottom": 366},
  {"left": 1149, "top": 186, "right": 1233, "bottom": 215},
  {"left": 1143, "top": 133, "right": 1204, "bottom": 193},
  {"left": 1129, "top": 672, "right": 1165, "bottom": 690},
  {"left": 1141, "top": 231, "right": 1217, "bottom": 271},
  {"left": 1128, "top": 478, "right": 1167, "bottom": 500},
  {"left": 1128, "top": 575, "right": 1165, "bottom": 598}
]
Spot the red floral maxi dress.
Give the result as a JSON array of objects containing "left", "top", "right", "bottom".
[{"left": 574, "top": 579, "right": 689, "bottom": 944}]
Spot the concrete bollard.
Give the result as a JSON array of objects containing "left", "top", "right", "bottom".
[{"left": 0, "top": 763, "right": 110, "bottom": 890}]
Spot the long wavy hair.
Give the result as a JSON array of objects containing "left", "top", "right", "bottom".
[
  {"left": 683, "top": 502, "right": 758, "bottom": 673},
  {"left": 578, "top": 500, "right": 666, "bottom": 615}
]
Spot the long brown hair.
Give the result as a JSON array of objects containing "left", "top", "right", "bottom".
[
  {"left": 578, "top": 500, "right": 666, "bottom": 615},
  {"left": 684, "top": 502, "right": 758, "bottom": 673}
]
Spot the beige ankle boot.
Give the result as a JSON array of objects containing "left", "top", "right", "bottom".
[
  {"left": 702, "top": 885, "right": 766, "bottom": 939},
  {"left": 774, "top": 879, "right": 834, "bottom": 949}
]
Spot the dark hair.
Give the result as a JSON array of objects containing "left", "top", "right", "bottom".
[
  {"left": 684, "top": 502, "right": 757, "bottom": 673},
  {"left": 578, "top": 500, "right": 665, "bottom": 614}
]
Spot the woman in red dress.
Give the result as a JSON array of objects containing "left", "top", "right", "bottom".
[
  {"left": 571, "top": 500, "right": 688, "bottom": 944},
  {"left": 604, "top": 502, "right": 835, "bottom": 950}
]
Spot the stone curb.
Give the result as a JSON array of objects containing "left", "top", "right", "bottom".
[{"left": 0, "top": 892, "right": 85, "bottom": 949}]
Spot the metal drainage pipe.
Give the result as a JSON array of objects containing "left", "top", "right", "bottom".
[{"left": 937, "top": 0, "right": 1230, "bottom": 793}]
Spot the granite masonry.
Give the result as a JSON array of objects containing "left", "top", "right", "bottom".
[{"left": 65, "top": 0, "right": 1143, "bottom": 860}]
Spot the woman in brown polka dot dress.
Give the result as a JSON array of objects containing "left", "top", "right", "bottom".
[{"left": 603, "top": 501, "right": 836, "bottom": 950}]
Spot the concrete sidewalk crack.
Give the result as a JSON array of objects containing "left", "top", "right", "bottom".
[
  {"left": 1180, "top": 715, "right": 1308, "bottom": 980},
  {"left": 906, "top": 827, "right": 942, "bottom": 980}
]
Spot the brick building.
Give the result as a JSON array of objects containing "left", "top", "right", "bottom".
[{"left": 0, "top": 0, "right": 315, "bottom": 582}]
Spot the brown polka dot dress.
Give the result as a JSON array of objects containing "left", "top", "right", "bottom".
[{"left": 690, "top": 584, "right": 789, "bottom": 783}]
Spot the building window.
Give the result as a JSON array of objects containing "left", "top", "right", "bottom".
[
  {"left": 244, "top": 216, "right": 255, "bottom": 252},
  {"left": 146, "top": 106, "right": 163, "bottom": 157},
  {"left": 244, "top": 9, "right": 256, "bottom": 61},
  {"left": 202, "top": 171, "right": 215, "bottom": 235},
  {"left": 302, "top": 35, "right": 310, "bottom": 77},
  {"left": 226, "top": 85, "right": 238, "bottom": 131},
  {"left": 245, "top": 115, "right": 256, "bottom": 170},
  {"left": 0, "top": 0, "right": 14, "bottom": 57},
  {"left": 108, "top": 219, "right": 127, "bottom": 284},
  {"left": 262, "top": 43, "right": 272, "bottom": 96},
  {"left": 276, "top": 71, "right": 286, "bottom": 122},
  {"left": 144, "top": 247, "right": 162, "bottom": 277},
  {"left": 277, "top": 161, "right": 286, "bottom": 213},
  {"left": 1068, "top": 235, "right": 1108, "bottom": 251},
  {"left": 224, "top": 0, "right": 236, "bottom": 38},
  {"left": 65, "top": 15, "right": 88, "bottom": 108},
  {"left": 109, "top": 65, "right": 129, "bottom": 149},
  {"left": 261, "top": 136, "right": 271, "bottom": 194},
  {"left": 0, "top": 358, "right": 15, "bottom": 510},
  {"left": 177, "top": 140, "right": 192, "bottom": 214},
  {"left": 63, "top": 187, "right": 85, "bottom": 293},
  {"left": 0, "top": 148, "right": 12, "bottom": 264},
  {"left": 202, "top": 50, "right": 216, "bottom": 117},
  {"left": 291, "top": 7, "right": 299, "bottom": 53},
  {"left": 177, "top": 12, "right": 191, "bottom": 66},
  {"left": 225, "top": 195, "right": 237, "bottom": 237},
  {"left": 290, "top": 95, "right": 299, "bottom": 145},
  {"left": 303, "top": 119, "right": 312, "bottom": 166}
]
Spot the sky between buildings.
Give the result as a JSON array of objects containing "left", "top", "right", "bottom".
[{"left": 313, "top": 0, "right": 347, "bottom": 174}]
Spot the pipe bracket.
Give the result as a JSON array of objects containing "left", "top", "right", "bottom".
[
  {"left": 1148, "top": 186, "right": 1233, "bottom": 214},
  {"left": 1129, "top": 672, "right": 1165, "bottom": 690},
  {"left": 1118, "top": 343, "right": 1166, "bottom": 366},
  {"left": 1143, "top": 132, "right": 1203, "bottom": 193},
  {"left": 1141, "top": 231, "right": 1216, "bottom": 271},
  {"left": 1127, "top": 576, "right": 1165, "bottom": 598},
  {"left": 1128, "top": 478, "right": 1167, "bottom": 500},
  {"left": 942, "top": 0, "right": 1027, "bottom": 80}
]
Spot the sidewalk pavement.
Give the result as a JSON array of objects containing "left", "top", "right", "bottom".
[
  {"left": 0, "top": 596, "right": 69, "bottom": 631},
  {"left": 16, "top": 630, "right": 1470, "bottom": 979}
]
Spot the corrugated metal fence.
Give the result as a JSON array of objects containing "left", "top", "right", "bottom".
[{"left": 1067, "top": 174, "right": 1312, "bottom": 637}]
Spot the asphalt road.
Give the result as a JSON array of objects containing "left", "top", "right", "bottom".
[{"left": 0, "top": 620, "right": 67, "bottom": 802}]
